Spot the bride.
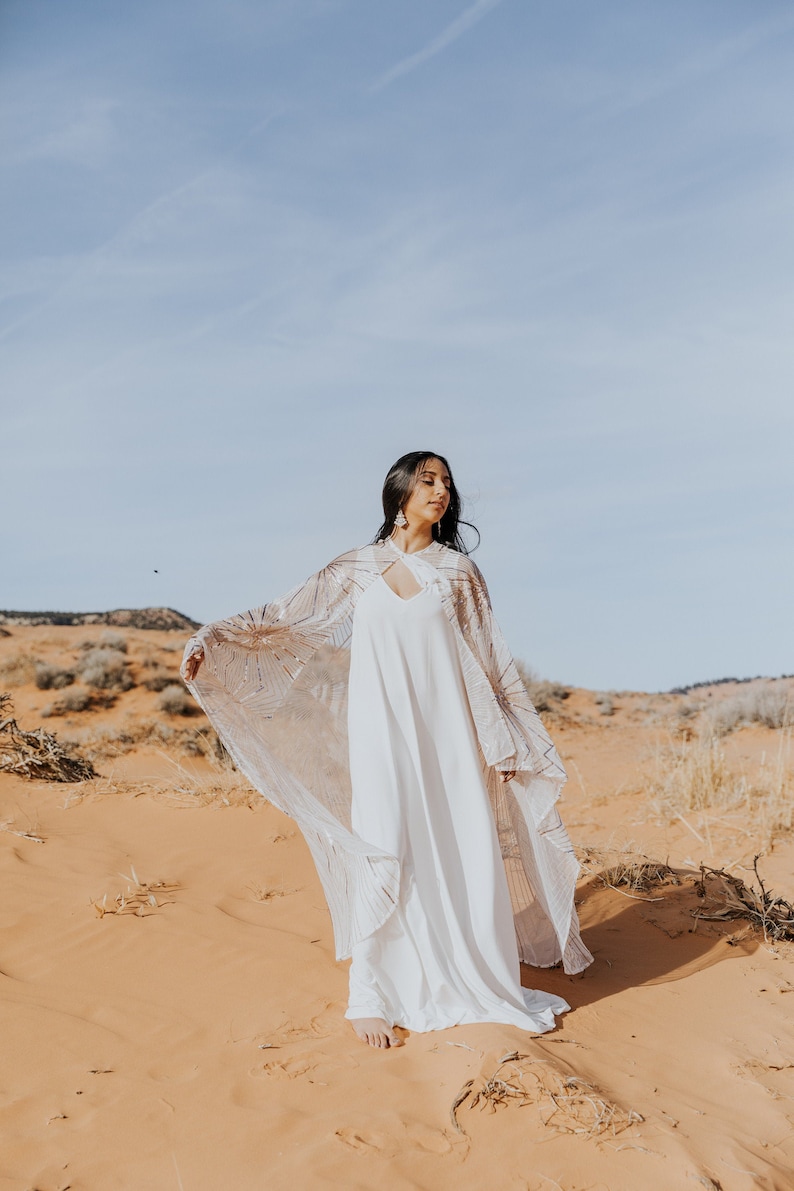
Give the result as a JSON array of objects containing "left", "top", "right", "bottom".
[{"left": 182, "top": 451, "right": 592, "bottom": 1049}]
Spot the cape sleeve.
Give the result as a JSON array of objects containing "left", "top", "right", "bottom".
[
  {"left": 179, "top": 549, "right": 401, "bottom": 960},
  {"left": 441, "top": 554, "right": 567, "bottom": 822},
  {"left": 181, "top": 553, "right": 354, "bottom": 715},
  {"left": 443, "top": 553, "right": 593, "bottom": 974}
]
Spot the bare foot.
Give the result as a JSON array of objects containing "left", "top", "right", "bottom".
[{"left": 350, "top": 1017, "right": 404, "bottom": 1049}]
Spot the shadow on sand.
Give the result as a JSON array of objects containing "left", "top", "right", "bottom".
[{"left": 522, "top": 869, "right": 759, "bottom": 1011}]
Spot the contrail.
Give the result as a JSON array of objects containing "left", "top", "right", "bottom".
[{"left": 372, "top": 0, "right": 505, "bottom": 92}]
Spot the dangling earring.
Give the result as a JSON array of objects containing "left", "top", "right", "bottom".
[{"left": 394, "top": 508, "right": 407, "bottom": 528}]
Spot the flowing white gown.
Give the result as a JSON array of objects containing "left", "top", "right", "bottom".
[{"left": 344, "top": 558, "right": 570, "bottom": 1034}]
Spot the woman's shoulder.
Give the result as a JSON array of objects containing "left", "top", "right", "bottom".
[{"left": 431, "top": 545, "right": 487, "bottom": 584}]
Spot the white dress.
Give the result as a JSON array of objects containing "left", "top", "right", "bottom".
[{"left": 344, "top": 553, "right": 570, "bottom": 1034}]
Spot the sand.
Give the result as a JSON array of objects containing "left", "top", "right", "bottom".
[{"left": 1, "top": 627, "right": 793, "bottom": 1190}]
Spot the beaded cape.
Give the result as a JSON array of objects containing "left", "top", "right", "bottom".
[{"left": 182, "top": 539, "right": 593, "bottom": 975}]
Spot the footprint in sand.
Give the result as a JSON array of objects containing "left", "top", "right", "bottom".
[
  {"left": 334, "top": 1121, "right": 451, "bottom": 1158},
  {"left": 404, "top": 1121, "right": 453, "bottom": 1154},
  {"left": 334, "top": 1127, "right": 395, "bottom": 1155},
  {"left": 266, "top": 1001, "right": 343, "bottom": 1044},
  {"left": 257, "top": 1054, "right": 316, "bottom": 1080},
  {"left": 233, "top": 1050, "right": 358, "bottom": 1107},
  {"left": 216, "top": 894, "right": 297, "bottom": 928},
  {"left": 250, "top": 1049, "right": 359, "bottom": 1080}
]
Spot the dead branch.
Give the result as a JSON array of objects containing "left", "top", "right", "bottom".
[
  {"left": 693, "top": 853, "right": 794, "bottom": 942},
  {"left": 0, "top": 693, "right": 97, "bottom": 782}
]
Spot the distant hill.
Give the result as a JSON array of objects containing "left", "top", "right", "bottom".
[{"left": 0, "top": 607, "right": 200, "bottom": 631}]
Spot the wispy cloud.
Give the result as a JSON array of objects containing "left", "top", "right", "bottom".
[
  {"left": 594, "top": 8, "right": 794, "bottom": 120},
  {"left": 372, "top": 0, "right": 504, "bottom": 92}
]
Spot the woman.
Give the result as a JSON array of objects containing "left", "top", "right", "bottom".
[{"left": 182, "top": 451, "right": 592, "bottom": 1049}]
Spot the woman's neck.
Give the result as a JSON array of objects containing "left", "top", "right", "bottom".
[{"left": 389, "top": 526, "right": 434, "bottom": 554}]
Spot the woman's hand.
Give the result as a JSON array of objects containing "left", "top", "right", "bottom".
[
  {"left": 182, "top": 646, "right": 205, "bottom": 682},
  {"left": 499, "top": 770, "right": 516, "bottom": 783}
]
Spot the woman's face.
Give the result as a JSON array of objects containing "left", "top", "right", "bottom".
[{"left": 402, "top": 457, "right": 451, "bottom": 527}]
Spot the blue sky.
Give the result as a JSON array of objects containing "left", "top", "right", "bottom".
[{"left": 2, "top": 0, "right": 792, "bottom": 691}]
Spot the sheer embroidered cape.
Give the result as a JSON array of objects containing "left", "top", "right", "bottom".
[{"left": 182, "top": 539, "right": 593, "bottom": 975}]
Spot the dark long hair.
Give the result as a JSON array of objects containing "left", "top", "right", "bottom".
[{"left": 372, "top": 451, "right": 480, "bottom": 555}]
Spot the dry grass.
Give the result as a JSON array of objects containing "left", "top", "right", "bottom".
[
  {"left": 450, "top": 1051, "right": 643, "bottom": 1138},
  {"left": 65, "top": 762, "right": 258, "bottom": 812},
  {"left": 646, "top": 730, "right": 793, "bottom": 848},
  {"left": 92, "top": 865, "right": 180, "bottom": 917},
  {"left": 0, "top": 693, "right": 97, "bottom": 782},
  {"left": 154, "top": 750, "right": 258, "bottom": 808},
  {"left": 247, "top": 882, "right": 295, "bottom": 902},
  {"left": 66, "top": 717, "right": 211, "bottom": 760},
  {"left": 577, "top": 846, "right": 679, "bottom": 896},
  {"left": 575, "top": 845, "right": 682, "bottom": 909}
]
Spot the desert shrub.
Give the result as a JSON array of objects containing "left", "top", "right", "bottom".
[
  {"left": 43, "top": 688, "right": 93, "bottom": 716},
  {"left": 0, "top": 652, "right": 40, "bottom": 687},
  {"left": 515, "top": 662, "right": 570, "bottom": 713},
  {"left": 34, "top": 663, "right": 75, "bottom": 690},
  {"left": 751, "top": 687, "right": 793, "bottom": 729},
  {"left": 594, "top": 693, "right": 615, "bottom": 717},
  {"left": 704, "top": 700, "right": 744, "bottom": 737},
  {"left": 143, "top": 670, "right": 182, "bottom": 692},
  {"left": 703, "top": 685, "right": 792, "bottom": 737},
  {"left": 78, "top": 647, "right": 133, "bottom": 691},
  {"left": 157, "top": 684, "right": 193, "bottom": 716},
  {"left": 97, "top": 630, "right": 128, "bottom": 653}
]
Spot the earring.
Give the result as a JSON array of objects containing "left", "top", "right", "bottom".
[{"left": 394, "top": 509, "right": 407, "bottom": 528}]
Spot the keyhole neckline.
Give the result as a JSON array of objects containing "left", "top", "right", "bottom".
[{"left": 384, "top": 537, "right": 438, "bottom": 557}]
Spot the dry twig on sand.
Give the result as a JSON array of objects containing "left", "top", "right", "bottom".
[
  {"left": 92, "top": 866, "right": 180, "bottom": 918},
  {"left": 0, "top": 693, "right": 97, "bottom": 782},
  {"left": 0, "top": 818, "right": 45, "bottom": 843},
  {"left": 450, "top": 1051, "right": 643, "bottom": 1138},
  {"left": 694, "top": 854, "right": 794, "bottom": 942}
]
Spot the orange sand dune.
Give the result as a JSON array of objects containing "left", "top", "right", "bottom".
[{"left": 1, "top": 627, "right": 793, "bottom": 1190}]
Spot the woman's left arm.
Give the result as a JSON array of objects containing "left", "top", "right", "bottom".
[{"left": 453, "top": 554, "right": 565, "bottom": 785}]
